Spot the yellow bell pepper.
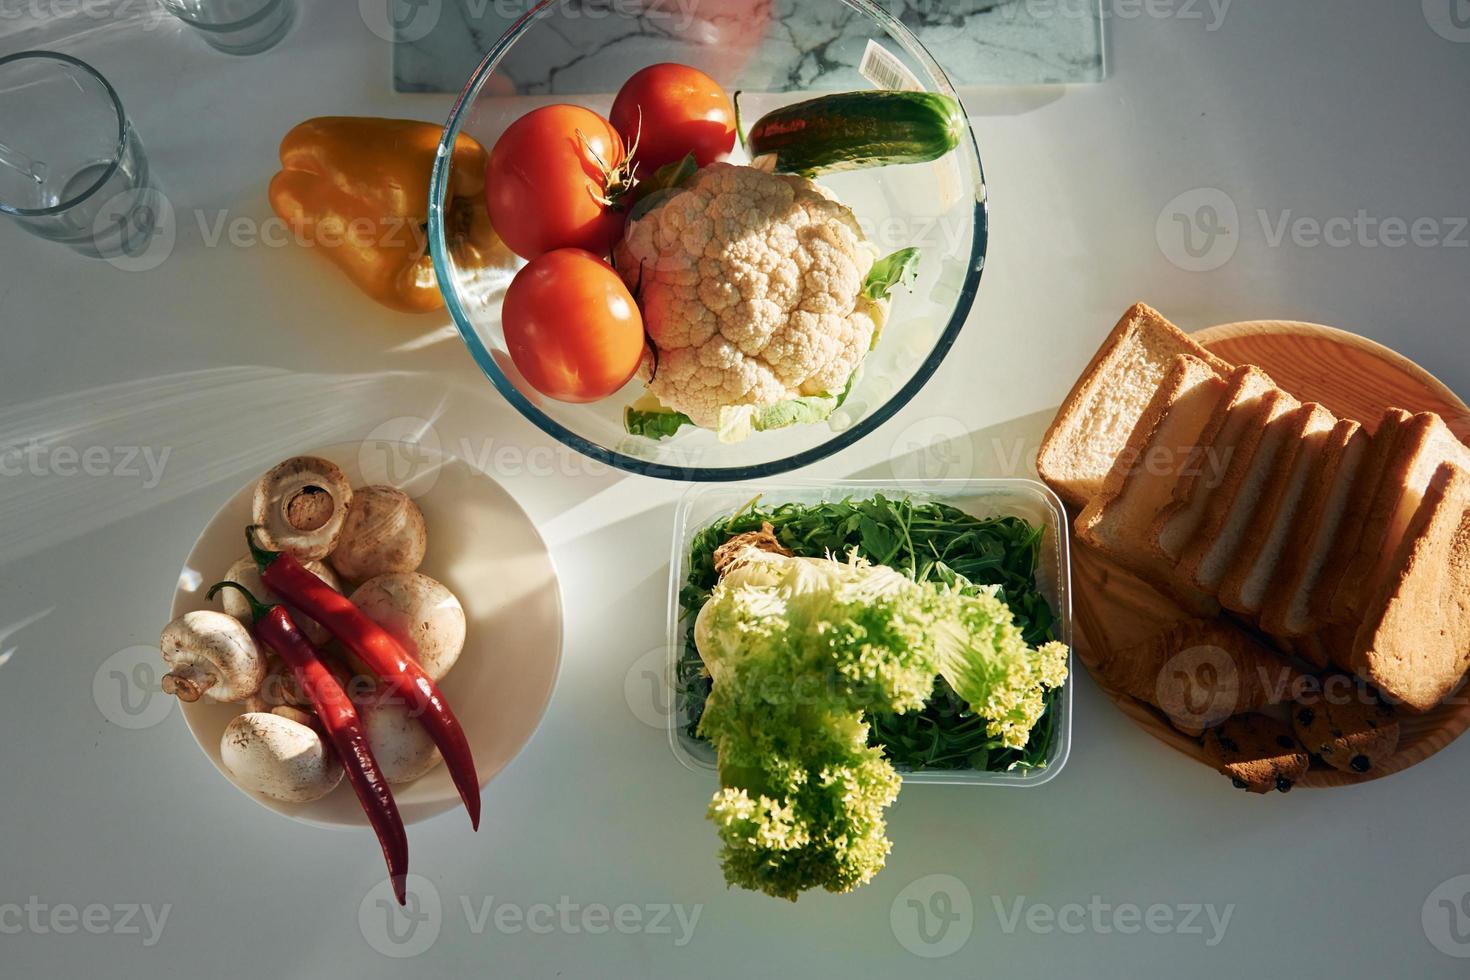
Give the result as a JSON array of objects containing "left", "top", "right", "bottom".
[{"left": 268, "top": 116, "right": 511, "bottom": 314}]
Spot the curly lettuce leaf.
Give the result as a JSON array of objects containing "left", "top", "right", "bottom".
[{"left": 861, "top": 247, "right": 921, "bottom": 301}]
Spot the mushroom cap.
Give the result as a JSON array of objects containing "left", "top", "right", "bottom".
[
  {"left": 159, "top": 610, "right": 265, "bottom": 703},
  {"left": 217, "top": 555, "right": 343, "bottom": 647},
  {"left": 329, "top": 485, "right": 428, "bottom": 583},
  {"left": 252, "top": 456, "right": 353, "bottom": 561},
  {"left": 358, "top": 694, "right": 443, "bottom": 784},
  {"left": 221, "top": 712, "right": 343, "bottom": 803},
  {"left": 349, "top": 572, "right": 467, "bottom": 682}
]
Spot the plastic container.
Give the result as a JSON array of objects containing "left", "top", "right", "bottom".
[{"left": 666, "top": 478, "right": 1073, "bottom": 786}]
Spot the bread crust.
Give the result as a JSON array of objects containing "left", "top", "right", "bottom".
[
  {"left": 1037, "top": 303, "right": 1229, "bottom": 509},
  {"left": 1312, "top": 408, "right": 1413, "bottom": 624},
  {"left": 1257, "top": 420, "right": 1365, "bottom": 638},
  {"left": 1349, "top": 463, "right": 1470, "bottom": 712}
]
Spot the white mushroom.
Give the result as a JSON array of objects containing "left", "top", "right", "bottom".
[
  {"left": 160, "top": 610, "right": 266, "bottom": 703},
  {"left": 358, "top": 692, "right": 443, "bottom": 784},
  {"left": 251, "top": 456, "right": 353, "bottom": 561},
  {"left": 329, "top": 485, "right": 428, "bottom": 582},
  {"left": 221, "top": 711, "right": 343, "bottom": 803},
  {"left": 215, "top": 555, "right": 343, "bottom": 646},
  {"left": 348, "top": 572, "right": 466, "bottom": 682}
]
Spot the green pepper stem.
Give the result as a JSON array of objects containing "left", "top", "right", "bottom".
[
  {"left": 245, "top": 524, "right": 280, "bottom": 573},
  {"left": 206, "top": 580, "right": 273, "bottom": 624}
]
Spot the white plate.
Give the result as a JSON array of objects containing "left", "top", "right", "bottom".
[{"left": 168, "top": 442, "right": 563, "bottom": 827}]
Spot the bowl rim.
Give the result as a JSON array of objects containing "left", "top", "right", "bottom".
[{"left": 429, "top": 0, "right": 989, "bottom": 482}]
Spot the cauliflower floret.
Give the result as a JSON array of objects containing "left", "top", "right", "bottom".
[{"left": 615, "top": 163, "right": 886, "bottom": 430}]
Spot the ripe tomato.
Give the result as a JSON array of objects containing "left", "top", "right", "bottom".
[
  {"left": 501, "top": 248, "right": 645, "bottom": 403},
  {"left": 610, "top": 63, "right": 737, "bottom": 173},
  {"left": 485, "top": 105, "right": 628, "bottom": 260}
]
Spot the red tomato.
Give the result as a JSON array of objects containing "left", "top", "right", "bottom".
[
  {"left": 485, "top": 105, "right": 628, "bottom": 259},
  {"left": 501, "top": 248, "right": 645, "bottom": 403},
  {"left": 610, "top": 63, "right": 737, "bottom": 173}
]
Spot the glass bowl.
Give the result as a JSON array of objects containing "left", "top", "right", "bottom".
[{"left": 429, "top": 0, "right": 988, "bottom": 481}]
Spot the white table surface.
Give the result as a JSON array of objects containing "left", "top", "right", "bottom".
[{"left": 2, "top": 2, "right": 1468, "bottom": 977}]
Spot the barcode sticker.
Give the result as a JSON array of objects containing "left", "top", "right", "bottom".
[
  {"left": 859, "top": 39, "right": 923, "bottom": 92},
  {"left": 858, "top": 40, "right": 965, "bottom": 212}
]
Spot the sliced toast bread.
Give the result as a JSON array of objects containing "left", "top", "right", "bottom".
[
  {"left": 1312, "top": 408, "right": 1414, "bottom": 624},
  {"left": 1329, "top": 412, "right": 1470, "bottom": 624},
  {"left": 1349, "top": 463, "right": 1470, "bottom": 712},
  {"left": 1258, "top": 419, "right": 1368, "bottom": 638},
  {"left": 1217, "top": 403, "right": 1339, "bottom": 618},
  {"left": 1150, "top": 365, "right": 1279, "bottom": 563},
  {"left": 1076, "top": 354, "right": 1228, "bottom": 612},
  {"left": 1037, "top": 303, "right": 1230, "bottom": 509},
  {"left": 1175, "top": 388, "right": 1302, "bottom": 593}
]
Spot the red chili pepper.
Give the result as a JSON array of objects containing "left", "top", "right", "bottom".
[
  {"left": 246, "top": 526, "right": 482, "bottom": 830},
  {"left": 208, "top": 581, "right": 409, "bottom": 906}
]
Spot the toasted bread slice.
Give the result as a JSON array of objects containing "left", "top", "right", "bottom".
[
  {"left": 1217, "top": 404, "right": 1339, "bottom": 618},
  {"left": 1037, "top": 303, "right": 1230, "bottom": 509},
  {"left": 1330, "top": 412, "right": 1470, "bottom": 624},
  {"left": 1150, "top": 365, "right": 1279, "bottom": 563},
  {"left": 1175, "top": 388, "right": 1302, "bottom": 593},
  {"left": 1312, "top": 409, "right": 1414, "bottom": 623},
  {"left": 1349, "top": 463, "right": 1470, "bottom": 712},
  {"left": 1076, "top": 354, "right": 1227, "bottom": 612},
  {"left": 1090, "top": 618, "right": 1303, "bottom": 732},
  {"left": 1258, "top": 419, "right": 1368, "bottom": 638}
]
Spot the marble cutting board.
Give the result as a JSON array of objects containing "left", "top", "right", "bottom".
[{"left": 392, "top": 0, "right": 1106, "bottom": 93}]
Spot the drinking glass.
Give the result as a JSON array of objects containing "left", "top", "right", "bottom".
[
  {"left": 159, "top": 0, "right": 296, "bottom": 55},
  {"left": 0, "top": 52, "right": 161, "bottom": 260}
]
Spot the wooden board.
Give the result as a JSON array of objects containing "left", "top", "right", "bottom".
[{"left": 1071, "top": 319, "right": 1470, "bottom": 789}]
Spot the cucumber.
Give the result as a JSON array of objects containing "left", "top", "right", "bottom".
[{"left": 746, "top": 91, "right": 965, "bottom": 177}]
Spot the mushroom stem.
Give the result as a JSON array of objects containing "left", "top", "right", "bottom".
[{"left": 162, "top": 665, "right": 217, "bottom": 703}]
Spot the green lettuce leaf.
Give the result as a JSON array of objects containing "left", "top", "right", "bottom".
[{"left": 861, "top": 247, "right": 921, "bottom": 301}]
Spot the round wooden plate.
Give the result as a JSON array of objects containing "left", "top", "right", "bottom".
[{"left": 1071, "top": 320, "right": 1470, "bottom": 789}]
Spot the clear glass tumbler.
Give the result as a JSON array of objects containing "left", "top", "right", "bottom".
[
  {"left": 0, "top": 51, "right": 161, "bottom": 260},
  {"left": 159, "top": 0, "right": 296, "bottom": 56}
]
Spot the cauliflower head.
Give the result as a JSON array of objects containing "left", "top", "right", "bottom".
[{"left": 615, "top": 163, "right": 885, "bottom": 430}]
